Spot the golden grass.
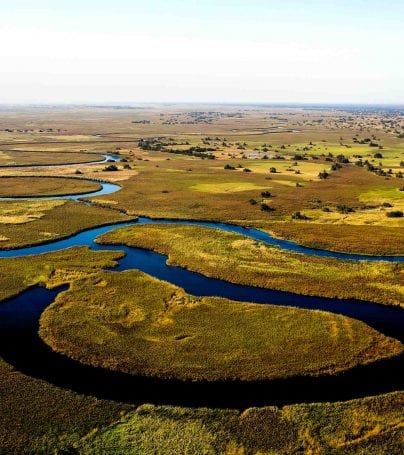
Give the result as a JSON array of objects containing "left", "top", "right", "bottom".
[
  {"left": 0, "top": 176, "right": 101, "bottom": 197},
  {"left": 0, "top": 200, "right": 135, "bottom": 249},
  {"left": 77, "top": 392, "right": 404, "bottom": 455},
  {"left": 40, "top": 269, "right": 402, "bottom": 381},
  {"left": 191, "top": 181, "right": 271, "bottom": 193},
  {"left": 0, "top": 150, "right": 104, "bottom": 166},
  {"left": 0, "top": 199, "right": 65, "bottom": 224},
  {"left": 98, "top": 224, "right": 404, "bottom": 307},
  {"left": 0, "top": 246, "right": 124, "bottom": 301}
]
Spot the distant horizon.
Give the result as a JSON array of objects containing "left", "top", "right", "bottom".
[
  {"left": 1, "top": 101, "right": 404, "bottom": 108},
  {"left": 1, "top": 1, "right": 403, "bottom": 105}
]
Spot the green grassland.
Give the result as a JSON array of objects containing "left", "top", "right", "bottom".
[
  {"left": 261, "top": 221, "right": 404, "bottom": 256},
  {"left": 40, "top": 269, "right": 402, "bottom": 381},
  {"left": 76, "top": 392, "right": 404, "bottom": 455},
  {"left": 0, "top": 248, "right": 132, "bottom": 454},
  {"left": 87, "top": 157, "right": 404, "bottom": 254},
  {"left": 0, "top": 246, "right": 124, "bottom": 301},
  {"left": 98, "top": 224, "right": 404, "bottom": 308},
  {"left": 0, "top": 199, "right": 134, "bottom": 249},
  {"left": 0, "top": 176, "right": 101, "bottom": 197},
  {"left": 0, "top": 106, "right": 403, "bottom": 453},
  {"left": 0, "top": 358, "right": 133, "bottom": 454}
]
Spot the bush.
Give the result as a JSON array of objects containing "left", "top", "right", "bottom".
[
  {"left": 336, "top": 154, "right": 349, "bottom": 163},
  {"left": 260, "top": 203, "right": 274, "bottom": 212},
  {"left": 261, "top": 191, "right": 272, "bottom": 198},
  {"left": 224, "top": 164, "right": 236, "bottom": 170},
  {"left": 291, "top": 211, "right": 308, "bottom": 220},
  {"left": 336, "top": 205, "right": 355, "bottom": 214},
  {"left": 103, "top": 164, "right": 119, "bottom": 171},
  {"left": 386, "top": 210, "right": 403, "bottom": 218}
]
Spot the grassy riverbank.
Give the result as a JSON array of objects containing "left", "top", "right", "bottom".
[
  {"left": 40, "top": 269, "right": 402, "bottom": 381},
  {"left": 76, "top": 392, "right": 404, "bottom": 455},
  {"left": 98, "top": 224, "right": 404, "bottom": 308},
  {"left": 0, "top": 199, "right": 135, "bottom": 249},
  {"left": 88, "top": 160, "right": 404, "bottom": 255},
  {"left": 0, "top": 247, "right": 124, "bottom": 301},
  {"left": 0, "top": 150, "right": 104, "bottom": 167},
  {"left": 0, "top": 176, "right": 101, "bottom": 197}
]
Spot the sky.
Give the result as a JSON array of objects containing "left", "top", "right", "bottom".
[{"left": 0, "top": 0, "right": 403, "bottom": 104}]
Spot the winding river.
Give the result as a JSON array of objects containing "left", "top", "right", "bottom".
[{"left": 0, "top": 150, "right": 403, "bottom": 408}]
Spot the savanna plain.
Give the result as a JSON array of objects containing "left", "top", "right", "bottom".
[{"left": 0, "top": 104, "right": 403, "bottom": 454}]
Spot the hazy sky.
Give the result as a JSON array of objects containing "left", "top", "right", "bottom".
[{"left": 0, "top": 0, "right": 403, "bottom": 104}]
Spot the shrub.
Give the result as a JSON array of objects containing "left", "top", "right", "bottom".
[
  {"left": 103, "top": 164, "right": 119, "bottom": 171},
  {"left": 260, "top": 203, "right": 274, "bottom": 212},
  {"left": 336, "top": 205, "right": 355, "bottom": 214},
  {"left": 291, "top": 211, "right": 308, "bottom": 220},
  {"left": 336, "top": 154, "right": 349, "bottom": 163},
  {"left": 386, "top": 210, "right": 403, "bottom": 218}
]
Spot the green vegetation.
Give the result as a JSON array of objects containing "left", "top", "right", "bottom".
[
  {"left": 98, "top": 224, "right": 404, "bottom": 308},
  {"left": 77, "top": 392, "right": 404, "bottom": 455},
  {"left": 0, "top": 359, "right": 132, "bottom": 453},
  {"left": 0, "top": 248, "right": 132, "bottom": 453},
  {"left": 0, "top": 176, "right": 101, "bottom": 197},
  {"left": 88, "top": 161, "right": 404, "bottom": 254},
  {"left": 1, "top": 106, "right": 403, "bottom": 453},
  {"left": 261, "top": 222, "right": 404, "bottom": 256},
  {"left": 40, "top": 269, "right": 402, "bottom": 381},
  {"left": 0, "top": 200, "right": 135, "bottom": 249},
  {"left": 0, "top": 246, "right": 123, "bottom": 301}
]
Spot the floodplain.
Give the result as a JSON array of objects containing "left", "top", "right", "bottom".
[{"left": 0, "top": 104, "right": 403, "bottom": 454}]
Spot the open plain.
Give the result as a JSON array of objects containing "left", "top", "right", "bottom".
[{"left": 0, "top": 104, "right": 403, "bottom": 454}]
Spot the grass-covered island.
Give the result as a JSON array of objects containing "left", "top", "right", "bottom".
[
  {"left": 40, "top": 269, "right": 402, "bottom": 381},
  {"left": 0, "top": 176, "right": 101, "bottom": 197}
]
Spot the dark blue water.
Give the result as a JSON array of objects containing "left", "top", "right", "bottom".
[
  {"left": 0, "top": 154, "right": 403, "bottom": 407},
  {"left": 0, "top": 152, "right": 120, "bottom": 169},
  {"left": 0, "top": 217, "right": 403, "bottom": 262},
  {"left": 0, "top": 282, "right": 402, "bottom": 408},
  {"left": 0, "top": 223, "right": 403, "bottom": 407}
]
